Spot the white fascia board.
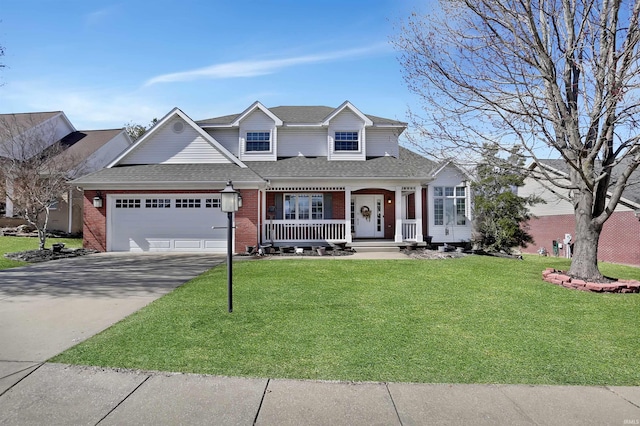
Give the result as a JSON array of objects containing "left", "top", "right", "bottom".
[
  {"left": 322, "top": 101, "right": 373, "bottom": 126},
  {"left": 281, "top": 123, "right": 324, "bottom": 127},
  {"left": 54, "top": 111, "right": 77, "bottom": 132},
  {"left": 75, "top": 180, "right": 267, "bottom": 191},
  {"left": 106, "top": 107, "right": 248, "bottom": 169},
  {"left": 372, "top": 123, "right": 407, "bottom": 128},
  {"left": 198, "top": 123, "right": 236, "bottom": 129},
  {"left": 232, "top": 101, "right": 283, "bottom": 126}
]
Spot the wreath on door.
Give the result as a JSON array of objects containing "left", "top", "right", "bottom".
[{"left": 360, "top": 205, "right": 372, "bottom": 221}]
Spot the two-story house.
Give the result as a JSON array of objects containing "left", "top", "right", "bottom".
[
  {"left": 0, "top": 111, "right": 131, "bottom": 233},
  {"left": 73, "top": 101, "right": 472, "bottom": 253}
]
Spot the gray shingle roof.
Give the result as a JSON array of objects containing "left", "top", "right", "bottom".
[
  {"left": 72, "top": 147, "right": 438, "bottom": 187},
  {"left": 72, "top": 163, "right": 264, "bottom": 186},
  {"left": 537, "top": 159, "right": 640, "bottom": 205},
  {"left": 239, "top": 147, "right": 438, "bottom": 179},
  {"left": 196, "top": 105, "right": 406, "bottom": 127}
]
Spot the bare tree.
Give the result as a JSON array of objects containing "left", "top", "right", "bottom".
[
  {"left": 0, "top": 114, "right": 85, "bottom": 249},
  {"left": 394, "top": 0, "right": 640, "bottom": 282}
]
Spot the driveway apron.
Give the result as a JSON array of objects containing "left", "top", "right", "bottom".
[{"left": 0, "top": 253, "right": 224, "bottom": 367}]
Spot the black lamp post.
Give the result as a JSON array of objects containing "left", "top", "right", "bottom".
[{"left": 220, "top": 180, "right": 240, "bottom": 313}]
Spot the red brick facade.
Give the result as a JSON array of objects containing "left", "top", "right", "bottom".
[
  {"left": 82, "top": 189, "right": 259, "bottom": 253},
  {"left": 522, "top": 211, "right": 640, "bottom": 266}
]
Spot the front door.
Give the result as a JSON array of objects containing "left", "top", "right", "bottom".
[{"left": 354, "top": 195, "right": 384, "bottom": 238}]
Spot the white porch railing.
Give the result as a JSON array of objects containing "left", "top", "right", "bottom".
[
  {"left": 264, "top": 220, "right": 346, "bottom": 243},
  {"left": 402, "top": 220, "right": 417, "bottom": 241}
]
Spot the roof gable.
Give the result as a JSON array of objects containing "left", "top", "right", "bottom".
[
  {"left": 109, "top": 108, "right": 246, "bottom": 168},
  {"left": 232, "top": 101, "right": 283, "bottom": 126},
  {"left": 322, "top": 101, "right": 373, "bottom": 126}
]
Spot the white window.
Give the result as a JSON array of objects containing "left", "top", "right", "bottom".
[
  {"left": 334, "top": 131, "right": 359, "bottom": 151},
  {"left": 434, "top": 186, "right": 466, "bottom": 226},
  {"left": 246, "top": 131, "right": 271, "bottom": 152},
  {"left": 115, "top": 199, "right": 141, "bottom": 209},
  {"left": 284, "top": 194, "right": 323, "bottom": 220},
  {"left": 145, "top": 198, "right": 171, "bottom": 208},
  {"left": 49, "top": 200, "right": 59, "bottom": 210},
  {"left": 175, "top": 199, "right": 201, "bottom": 208}
]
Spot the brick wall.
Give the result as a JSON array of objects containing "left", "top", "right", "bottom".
[
  {"left": 235, "top": 189, "right": 258, "bottom": 252},
  {"left": 83, "top": 190, "right": 107, "bottom": 251},
  {"left": 82, "top": 189, "right": 259, "bottom": 254},
  {"left": 522, "top": 211, "right": 640, "bottom": 266}
]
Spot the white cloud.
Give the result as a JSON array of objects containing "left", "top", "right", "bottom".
[{"left": 144, "top": 43, "right": 391, "bottom": 86}]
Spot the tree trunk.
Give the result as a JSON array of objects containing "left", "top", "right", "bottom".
[
  {"left": 38, "top": 228, "right": 46, "bottom": 251},
  {"left": 568, "top": 193, "right": 604, "bottom": 281}
]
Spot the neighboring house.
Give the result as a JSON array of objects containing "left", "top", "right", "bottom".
[
  {"left": 519, "top": 160, "right": 640, "bottom": 266},
  {"left": 73, "top": 101, "right": 473, "bottom": 253},
  {"left": 0, "top": 111, "right": 132, "bottom": 233}
]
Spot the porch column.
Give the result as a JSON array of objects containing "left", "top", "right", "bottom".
[
  {"left": 345, "top": 186, "right": 352, "bottom": 243},
  {"left": 394, "top": 186, "right": 403, "bottom": 242},
  {"left": 414, "top": 185, "right": 423, "bottom": 242}
]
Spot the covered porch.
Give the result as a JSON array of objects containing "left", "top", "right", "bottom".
[{"left": 260, "top": 185, "right": 427, "bottom": 247}]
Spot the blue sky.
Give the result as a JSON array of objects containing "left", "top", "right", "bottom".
[{"left": 0, "top": 0, "right": 424, "bottom": 131}]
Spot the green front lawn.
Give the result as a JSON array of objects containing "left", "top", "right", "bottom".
[
  {"left": 52, "top": 255, "right": 640, "bottom": 385},
  {"left": 0, "top": 236, "right": 83, "bottom": 270}
]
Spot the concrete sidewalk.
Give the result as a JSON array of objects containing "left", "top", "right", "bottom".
[{"left": 1, "top": 363, "right": 639, "bottom": 425}]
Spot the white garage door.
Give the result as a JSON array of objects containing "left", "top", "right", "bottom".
[{"left": 108, "top": 195, "right": 229, "bottom": 252}]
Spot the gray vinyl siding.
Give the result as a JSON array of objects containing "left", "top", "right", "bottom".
[
  {"left": 366, "top": 128, "right": 400, "bottom": 158},
  {"left": 207, "top": 128, "right": 239, "bottom": 156},
  {"left": 278, "top": 128, "right": 327, "bottom": 157},
  {"left": 121, "top": 117, "right": 232, "bottom": 165}
]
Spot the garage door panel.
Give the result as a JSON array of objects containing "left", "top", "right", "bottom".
[{"left": 110, "top": 195, "right": 228, "bottom": 252}]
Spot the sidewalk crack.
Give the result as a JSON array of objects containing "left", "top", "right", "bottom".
[
  {"left": 253, "top": 378, "right": 270, "bottom": 425},
  {"left": 95, "top": 374, "right": 151, "bottom": 425},
  {"left": 385, "top": 383, "right": 403, "bottom": 426}
]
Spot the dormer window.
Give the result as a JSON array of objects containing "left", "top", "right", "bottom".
[
  {"left": 334, "top": 131, "right": 359, "bottom": 151},
  {"left": 246, "top": 131, "right": 271, "bottom": 152}
]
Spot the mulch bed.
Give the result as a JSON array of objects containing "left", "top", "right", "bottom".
[{"left": 4, "top": 248, "right": 98, "bottom": 263}]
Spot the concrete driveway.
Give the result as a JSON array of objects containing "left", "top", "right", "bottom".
[{"left": 0, "top": 253, "right": 224, "bottom": 365}]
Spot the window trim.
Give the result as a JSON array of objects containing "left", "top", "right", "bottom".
[
  {"left": 433, "top": 186, "right": 467, "bottom": 226},
  {"left": 245, "top": 131, "right": 272, "bottom": 152},
  {"left": 284, "top": 193, "right": 324, "bottom": 221},
  {"left": 334, "top": 131, "right": 360, "bottom": 152}
]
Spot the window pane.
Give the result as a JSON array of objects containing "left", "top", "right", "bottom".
[
  {"left": 334, "top": 131, "right": 359, "bottom": 151},
  {"left": 311, "top": 195, "right": 323, "bottom": 219},
  {"left": 285, "top": 195, "right": 296, "bottom": 219},
  {"left": 445, "top": 198, "right": 455, "bottom": 225},
  {"left": 298, "top": 195, "right": 310, "bottom": 220},
  {"left": 445, "top": 187, "right": 454, "bottom": 197},
  {"left": 456, "top": 199, "right": 466, "bottom": 225},
  {"left": 434, "top": 199, "right": 444, "bottom": 225},
  {"left": 246, "top": 132, "right": 270, "bottom": 151},
  {"left": 456, "top": 187, "right": 466, "bottom": 197},
  {"left": 434, "top": 187, "right": 443, "bottom": 197}
]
